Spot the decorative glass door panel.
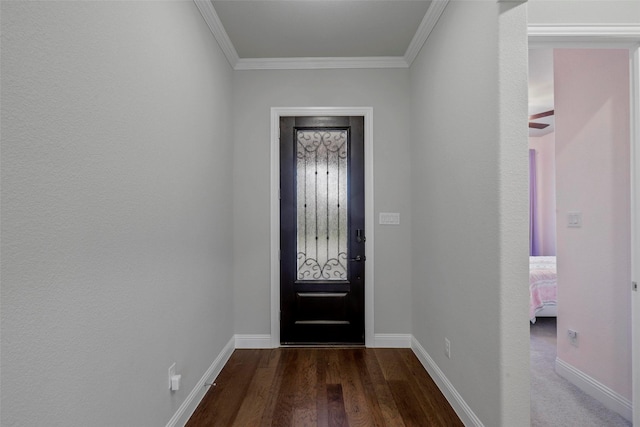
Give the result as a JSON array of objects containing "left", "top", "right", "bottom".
[{"left": 296, "top": 129, "right": 348, "bottom": 281}]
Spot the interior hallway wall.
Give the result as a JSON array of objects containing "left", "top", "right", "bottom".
[
  {"left": 528, "top": 0, "right": 640, "bottom": 25},
  {"left": 232, "top": 69, "right": 413, "bottom": 337},
  {"left": 409, "top": 2, "right": 529, "bottom": 425},
  {"left": 1, "top": 2, "right": 235, "bottom": 425}
]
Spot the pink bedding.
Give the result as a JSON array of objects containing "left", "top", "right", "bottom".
[{"left": 529, "top": 256, "right": 557, "bottom": 323}]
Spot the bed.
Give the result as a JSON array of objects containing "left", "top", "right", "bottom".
[{"left": 529, "top": 256, "right": 557, "bottom": 323}]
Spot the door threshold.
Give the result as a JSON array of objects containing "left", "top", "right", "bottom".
[{"left": 279, "top": 343, "right": 365, "bottom": 348}]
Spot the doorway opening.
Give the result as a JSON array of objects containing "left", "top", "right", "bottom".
[
  {"left": 270, "top": 107, "right": 375, "bottom": 348},
  {"left": 279, "top": 116, "right": 365, "bottom": 345},
  {"left": 527, "top": 45, "right": 635, "bottom": 424}
]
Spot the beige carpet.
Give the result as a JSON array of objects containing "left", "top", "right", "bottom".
[{"left": 530, "top": 317, "right": 631, "bottom": 427}]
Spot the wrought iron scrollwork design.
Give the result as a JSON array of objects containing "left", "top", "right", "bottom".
[
  {"left": 297, "top": 252, "right": 347, "bottom": 280},
  {"left": 296, "top": 131, "right": 347, "bottom": 159}
]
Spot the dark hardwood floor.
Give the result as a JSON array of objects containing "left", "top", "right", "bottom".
[{"left": 186, "top": 348, "right": 463, "bottom": 427}]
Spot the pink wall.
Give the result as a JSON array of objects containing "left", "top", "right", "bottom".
[
  {"left": 529, "top": 133, "right": 557, "bottom": 256},
  {"left": 554, "top": 49, "right": 631, "bottom": 400}
]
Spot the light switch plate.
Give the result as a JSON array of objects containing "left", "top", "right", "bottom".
[{"left": 379, "top": 212, "right": 400, "bottom": 225}]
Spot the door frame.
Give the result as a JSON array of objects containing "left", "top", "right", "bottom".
[
  {"left": 270, "top": 107, "right": 374, "bottom": 348},
  {"left": 529, "top": 27, "right": 640, "bottom": 424},
  {"left": 632, "top": 43, "right": 640, "bottom": 427}
]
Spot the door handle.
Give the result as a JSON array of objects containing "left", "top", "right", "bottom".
[{"left": 350, "top": 255, "right": 366, "bottom": 262}]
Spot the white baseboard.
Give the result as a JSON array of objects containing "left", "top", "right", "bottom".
[
  {"left": 374, "top": 333, "right": 412, "bottom": 348},
  {"left": 235, "top": 334, "right": 272, "bottom": 349},
  {"left": 555, "top": 357, "right": 632, "bottom": 421},
  {"left": 411, "top": 337, "right": 484, "bottom": 427},
  {"left": 165, "top": 336, "right": 235, "bottom": 427}
]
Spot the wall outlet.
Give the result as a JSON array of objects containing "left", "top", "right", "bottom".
[
  {"left": 445, "top": 338, "right": 451, "bottom": 359},
  {"left": 567, "top": 211, "right": 582, "bottom": 228},
  {"left": 168, "top": 363, "right": 176, "bottom": 389},
  {"left": 567, "top": 329, "right": 578, "bottom": 346}
]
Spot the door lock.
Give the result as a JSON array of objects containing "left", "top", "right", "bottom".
[
  {"left": 356, "top": 229, "right": 366, "bottom": 243},
  {"left": 350, "top": 255, "right": 366, "bottom": 262}
]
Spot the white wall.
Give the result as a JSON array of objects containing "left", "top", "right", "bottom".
[
  {"left": 410, "top": 2, "right": 529, "bottom": 426},
  {"left": 0, "top": 2, "right": 234, "bottom": 426},
  {"left": 232, "top": 69, "right": 413, "bottom": 337},
  {"left": 529, "top": 133, "right": 557, "bottom": 256},
  {"left": 554, "top": 49, "right": 632, "bottom": 401},
  {"left": 528, "top": 0, "right": 640, "bottom": 25}
]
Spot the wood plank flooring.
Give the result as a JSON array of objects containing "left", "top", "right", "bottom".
[{"left": 186, "top": 348, "right": 463, "bottom": 427}]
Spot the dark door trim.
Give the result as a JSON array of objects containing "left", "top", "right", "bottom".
[{"left": 270, "top": 107, "right": 374, "bottom": 348}]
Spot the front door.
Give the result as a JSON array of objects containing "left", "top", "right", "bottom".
[{"left": 280, "top": 116, "right": 365, "bottom": 345}]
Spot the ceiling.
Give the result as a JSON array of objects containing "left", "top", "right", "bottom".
[
  {"left": 212, "top": 1, "right": 432, "bottom": 59},
  {"left": 195, "top": 0, "right": 444, "bottom": 69},
  {"left": 528, "top": 48, "right": 555, "bottom": 137}
]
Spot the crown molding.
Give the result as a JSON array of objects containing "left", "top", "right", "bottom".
[
  {"left": 234, "top": 56, "right": 408, "bottom": 70},
  {"left": 404, "top": 0, "right": 449, "bottom": 66},
  {"left": 193, "top": 0, "right": 239, "bottom": 68},
  {"left": 528, "top": 24, "right": 640, "bottom": 44}
]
